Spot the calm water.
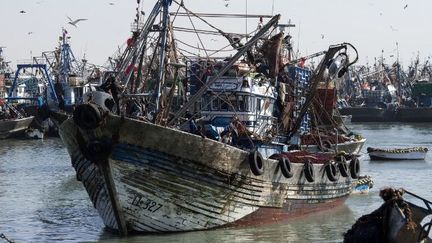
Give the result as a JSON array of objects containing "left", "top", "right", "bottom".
[{"left": 1, "top": 123, "right": 432, "bottom": 242}]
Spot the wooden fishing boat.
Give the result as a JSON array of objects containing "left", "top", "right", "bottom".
[
  {"left": 0, "top": 116, "right": 34, "bottom": 139},
  {"left": 367, "top": 147, "right": 428, "bottom": 160},
  {"left": 53, "top": 0, "right": 362, "bottom": 235}
]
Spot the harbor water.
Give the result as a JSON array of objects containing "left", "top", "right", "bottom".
[{"left": 1, "top": 123, "right": 431, "bottom": 242}]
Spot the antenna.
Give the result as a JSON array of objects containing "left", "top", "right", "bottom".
[
  {"left": 245, "top": 0, "right": 248, "bottom": 41},
  {"left": 296, "top": 20, "right": 301, "bottom": 58}
]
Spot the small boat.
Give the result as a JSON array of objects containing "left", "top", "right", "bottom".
[
  {"left": 344, "top": 188, "right": 432, "bottom": 243},
  {"left": 0, "top": 116, "right": 35, "bottom": 139},
  {"left": 351, "top": 175, "right": 374, "bottom": 194},
  {"left": 367, "top": 147, "right": 428, "bottom": 160}
]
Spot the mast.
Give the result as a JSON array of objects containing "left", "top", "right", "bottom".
[{"left": 155, "top": 0, "right": 171, "bottom": 113}]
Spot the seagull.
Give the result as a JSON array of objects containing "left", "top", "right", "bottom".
[
  {"left": 67, "top": 16, "right": 88, "bottom": 27},
  {"left": 19, "top": 10, "right": 26, "bottom": 14},
  {"left": 390, "top": 25, "right": 398, "bottom": 32},
  {"left": 404, "top": 4, "right": 408, "bottom": 9},
  {"left": 224, "top": 0, "right": 230, "bottom": 7},
  {"left": 28, "top": 32, "right": 33, "bottom": 35},
  {"left": 109, "top": 2, "right": 115, "bottom": 5},
  {"left": 321, "top": 34, "right": 325, "bottom": 39}
]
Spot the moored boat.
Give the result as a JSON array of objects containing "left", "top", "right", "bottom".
[
  {"left": 351, "top": 175, "right": 374, "bottom": 195},
  {"left": 0, "top": 116, "right": 34, "bottom": 139},
  {"left": 367, "top": 147, "right": 428, "bottom": 160},
  {"left": 53, "top": 0, "right": 363, "bottom": 235}
]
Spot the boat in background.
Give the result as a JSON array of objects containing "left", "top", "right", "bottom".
[
  {"left": 367, "top": 147, "right": 428, "bottom": 160},
  {"left": 0, "top": 101, "right": 34, "bottom": 139},
  {"left": 396, "top": 80, "right": 432, "bottom": 122}
]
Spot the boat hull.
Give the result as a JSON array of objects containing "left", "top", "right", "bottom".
[
  {"left": 395, "top": 107, "right": 432, "bottom": 122},
  {"left": 339, "top": 107, "right": 395, "bottom": 122},
  {"left": 59, "top": 115, "right": 353, "bottom": 233},
  {"left": 368, "top": 151, "right": 427, "bottom": 160},
  {"left": 0, "top": 116, "right": 34, "bottom": 139}
]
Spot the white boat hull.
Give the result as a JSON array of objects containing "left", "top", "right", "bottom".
[{"left": 368, "top": 151, "right": 427, "bottom": 160}]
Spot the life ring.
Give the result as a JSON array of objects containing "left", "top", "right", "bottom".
[
  {"left": 338, "top": 156, "right": 349, "bottom": 177},
  {"left": 325, "top": 163, "right": 338, "bottom": 182},
  {"left": 249, "top": 150, "right": 264, "bottom": 176},
  {"left": 303, "top": 160, "right": 315, "bottom": 182},
  {"left": 279, "top": 157, "right": 293, "bottom": 178},
  {"left": 350, "top": 157, "right": 360, "bottom": 179}
]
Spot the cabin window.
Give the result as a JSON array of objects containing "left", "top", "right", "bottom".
[
  {"left": 211, "top": 97, "right": 219, "bottom": 111},
  {"left": 227, "top": 95, "right": 237, "bottom": 111},
  {"left": 238, "top": 95, "right": 245, "bottom": 111},
  {"left": 220, "top": 98, "right": 229, "bottom": 111},
  {"left": 202, "top": 95, "right": 211, "bottom": 110},
  {"left": 257, "top": 98, "right": 262, "bottom": 112}
]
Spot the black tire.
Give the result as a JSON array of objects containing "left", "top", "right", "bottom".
[
  {"left": 325, "top": 163, "right": 338, "bottom": 182},
  {"left": 279, "top": 157, "right": 293, "bottom": 178},
  {"left": 249, "top": 150, "right": 264, "bottom": 176},
  {"left": 338, "top": 162, "right": 349, "bottom": 177},
  {"left": 303, "top": 160, "right": 315, "bottom": 182},
  {"left": 350, "top": 158, "right": 360, "bottom": 179},
  {"left": 338, "top": 156, "right": 349, "bottom": 177}
]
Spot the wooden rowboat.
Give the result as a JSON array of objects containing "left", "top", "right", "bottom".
[{"left": 367, "top": 147, "right": 428, "bottom": 160}]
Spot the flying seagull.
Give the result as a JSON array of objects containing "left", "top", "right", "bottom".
[
  {"left": 404, "top": 4, "right": 408, "bottom": 9},
  {"left": 224, "top": 0, "right": 230, "bottom": 7},
  {"left": 28, "top": 32, "right": 33, "bottom": 35},
  {"left": 390, "top": 25, "right": 398, "bottom": 32},
  {"left": 321, "top": 34, "right": 325, "bottom": 39},
  {"left": 109, "top": 2, "right": 115, "bottom": 5},
  {"left": 67, "top": 16, "right": 88, "bottom": 27},
  {"left": 19, "top": 10, "right": 26, "bottom": 14}
]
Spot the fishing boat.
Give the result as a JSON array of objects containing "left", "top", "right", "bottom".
[
  {"left": 344, "top": 188, "right": 432, "bottom": 242},
  {"left": 367, "top": 147, "right": 428, "bottom": 160},
  {"left": 0, "top": 99, "right": 34, "bottom": 139},
  {"left": 53, "top": 0, "right": 362, "bottom": 235},
  {"left": 0, "top": 116, "right": 34, "bottom": 139}
]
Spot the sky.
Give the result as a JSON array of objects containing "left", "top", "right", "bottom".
[{"left": 0, "top": 0, "right": 430, "bottom": 68}]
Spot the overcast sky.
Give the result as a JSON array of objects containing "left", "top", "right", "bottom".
[{"left": 1, "top": 0, "right": 430, "bottom": 68}]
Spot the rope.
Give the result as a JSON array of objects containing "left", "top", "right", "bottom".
[
  {"left": 175, "top": 38, "right": 238, "bottom": 53},
  {"left": 182, "top": 6, "right": 209, "bottom": 57}
]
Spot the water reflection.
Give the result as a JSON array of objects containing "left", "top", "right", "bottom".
[{"left": 96, "top": 205, "right": 355, "bottom": 243}]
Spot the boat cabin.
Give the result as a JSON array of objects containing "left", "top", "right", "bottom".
[{"left": 195, "top": 62, "right": 277, "bottom": 140}]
